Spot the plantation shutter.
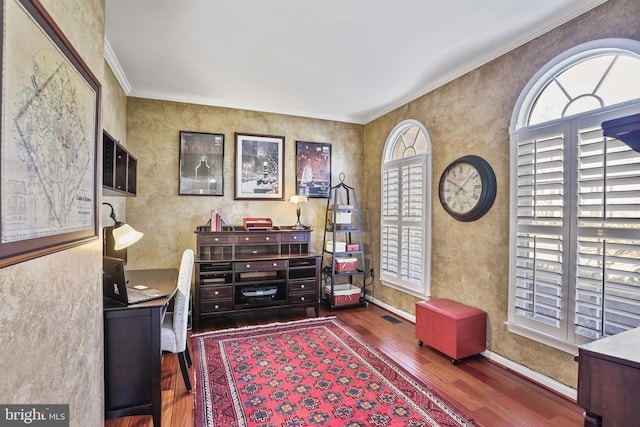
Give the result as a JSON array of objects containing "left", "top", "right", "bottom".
[
  {"left": 400, "top": 161, "right": 424, "bottom": 285},
  {"left": 574, "top": 124, "right": 640, "bottom": 339},
  {"left": 382, "top": 165, "right": 400, "bottom": 277},
  {"left": 382, "top": 156, "right": 425, "bottom": 290},
  {"left": 514, "top": 125, "right": 568, "bottom": 337}
]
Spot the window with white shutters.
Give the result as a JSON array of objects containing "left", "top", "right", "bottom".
[
  {"left": 509, "top": 39, "right": 640, "bottom": 351},
  {"left": 381, "top": 120, "right": 432, "bottom": 298}
]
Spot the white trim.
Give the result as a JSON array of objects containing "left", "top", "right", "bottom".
[
  {"left": 380, "top": 279, "right": 431, "bottom": 301},
  {"left": 366, "top": 295, "right": 416, "bottom": 323},
  {"left": 366, "top": 296, "right": 578, "bottom": 401},
  {"left": 481, "top": 349, "right": 577, "bottom": 401},
  {"left": 104, "top": 37, "right": 132, "bottom": 94},
  {"left": 506, "top": 322, "right": 578, "bottom": 355}
]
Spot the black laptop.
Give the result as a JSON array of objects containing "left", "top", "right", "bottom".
[{"left": 103, "top": 256, "right": 169, "bottom": 304}]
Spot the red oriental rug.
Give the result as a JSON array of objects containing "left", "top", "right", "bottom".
[{"left": 192, "top": 317, "right": 475, "bottom": 427}]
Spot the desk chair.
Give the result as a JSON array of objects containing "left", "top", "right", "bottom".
[{"left": 161, "top": 248, "right": 194, "bottom": 391}]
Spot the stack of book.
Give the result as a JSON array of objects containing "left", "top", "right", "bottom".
[{"left": 210, "top": 210, "right": 223, "bottom": 231}]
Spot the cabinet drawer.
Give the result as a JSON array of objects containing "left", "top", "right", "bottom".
[
  {"left": 200, "top": 285, "right": 233, "bottom": 300},
  {"left": 236, "top": 260, "right": 287, "bottom": 271},
  {"left": 281, "top": 233, "right": 309, "bottom": 243},
  {"left": 288, "top": 292, "right": 316, "bottom": 304},
  {"left": 198, "top": 234, "right": 233, "bottom": 244},
  {"left": 235, "top": 234, "right": 278, "bottom": 244},
  {"left": 201, "top": 300, "right": 233, "bottom": 313},
  {"left": 199, "top": 262, "right": 233, "bottom": 273},
  {"left": 235, "top": 245, "right": 278, "bottom": 257},
  {"left": 289, "top": 280, "right": 316, "bottom": 293}
]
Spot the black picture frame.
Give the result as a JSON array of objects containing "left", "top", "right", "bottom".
[
  {"left": 234, "top": 133, "right": 285, "bottom": 200},
  {"left": 0, "top": 0, "right": 101, "bottom": 268},
  {"left": 295, "top": 141, "right": 331, "bottom": 198},
  {"left": 179, "top": 131, "right": 225, "bottom": 196}
]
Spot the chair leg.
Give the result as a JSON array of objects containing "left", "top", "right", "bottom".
[
  {"left": 185, "top": 344, "right": 192, "bottom": 367},
  {"left": 178, "top": 351, "right": 192, "bottom": 392}
]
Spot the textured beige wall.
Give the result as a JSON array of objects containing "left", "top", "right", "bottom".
[
  {"left": 0, "top": 0, "right": 107, "bottom": 425},
  {"left": 363, "top": 0, "right": 640, "bottom": 388},
  {"left": 124, "top": 98, "right": 363, "bottom": 269}
]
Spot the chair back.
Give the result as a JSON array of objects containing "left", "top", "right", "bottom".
[{"left": 173, "top": 249, "right": 194, "bottom": 351}]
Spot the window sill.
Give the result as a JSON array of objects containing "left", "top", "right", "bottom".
[
  {"left": 380, "top": 278, "right": 430, "bottom": 300},
  {"left": 506, "top": 322, "right": 579, "bottom": 355}
]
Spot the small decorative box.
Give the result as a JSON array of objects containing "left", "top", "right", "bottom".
[
  {"left": 345, "top": 243, "right": 360, "bottom": 252},
  {"left": 335, "top": 257, "right": 357, "bottom": 272}
]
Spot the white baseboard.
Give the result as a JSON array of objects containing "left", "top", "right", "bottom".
[{"left": 366, "top": 295, "right": 577, "bottom": 401}]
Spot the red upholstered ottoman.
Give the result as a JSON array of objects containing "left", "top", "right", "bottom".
[{"left": 415, "top": 299, "right": 486, "bottom": 364}]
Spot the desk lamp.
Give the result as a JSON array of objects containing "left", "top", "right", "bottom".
[
  {"left": 289, "top": 195, "right": 308, "bottom": 230},
  {"left": 102, "top": 203, "right": 144, "bottom": 262}
]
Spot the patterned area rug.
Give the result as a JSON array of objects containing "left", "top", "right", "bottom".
[{"left": 192, "top": 317, "right": 475, "bottom": 427}]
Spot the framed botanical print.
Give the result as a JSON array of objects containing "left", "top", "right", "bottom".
[
  {"left": 235, "top": 133, "right": 285, "bottom": 200},
  {"left": 179, "top": 131, "right": 224, "bottom": 196},
  {"left": 295, "top": 141, "right": 331, "bottom": 198}
]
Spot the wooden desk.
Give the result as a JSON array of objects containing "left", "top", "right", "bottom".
[
  {"left": 104, "top": 268, "right": 178, "bottom": 427},
  {"left": 576, "top": 327, "right": 640, "bottom": 427}
]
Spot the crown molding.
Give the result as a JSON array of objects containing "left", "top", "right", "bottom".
[{"left": 104, "top": 37, "right": 132, "bottom": 95}]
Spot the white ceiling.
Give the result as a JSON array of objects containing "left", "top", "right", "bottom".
[{"left": 105, "top": 0, "right": 608, "bottom": 125}]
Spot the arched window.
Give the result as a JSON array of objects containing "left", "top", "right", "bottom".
[
  {"left": 380, "top": 119, "right": 432, "bottom": 298},
  {"left": 509, "top": 39, "right": 640, "bottom": 352}
]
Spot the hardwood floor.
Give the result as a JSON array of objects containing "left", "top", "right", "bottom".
[{"left": 105, "top": 303, "right": 585, "bottom": 426}]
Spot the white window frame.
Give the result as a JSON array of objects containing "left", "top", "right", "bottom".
[
  {"left": 508, "top": 38, "right": 640, "bottom": 353},
  {"left": 380, "top": 119, "right": 432, "bottom": 298}
]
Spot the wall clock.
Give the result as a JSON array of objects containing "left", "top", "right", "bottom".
[{"left": 438, "top": 155, "right": 496, "bottom": 222}]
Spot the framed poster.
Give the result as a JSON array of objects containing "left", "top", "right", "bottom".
[
  {"left": 295, "top": 141, "right": 331, "bottom": 198},
  {"left": 0, "top": 0, "right": 101, "bottom": 268},
  {"left": 179, "top": 131, "right": 224, "bottom": 195},
  {"left": 234, "top": 133, "right": 285, "bottom": 200}
]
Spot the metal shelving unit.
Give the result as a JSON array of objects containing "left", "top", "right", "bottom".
[{"left": 321, "top": 173, "right": 367, "bottom": 311}]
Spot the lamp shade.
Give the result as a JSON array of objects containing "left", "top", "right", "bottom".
[
  {"left": 112, "top": 223, "right": 144, "bottom": 250},
  {"left": 290, "top": 195, "right": 308, "bottom": 204}
]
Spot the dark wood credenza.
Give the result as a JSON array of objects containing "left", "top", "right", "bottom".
[
  {"left": 193, "top": 227, "right": 321, "bottom": 330},
  {"left": 576, "top": 327, "right": 640, "bottom": 427}
]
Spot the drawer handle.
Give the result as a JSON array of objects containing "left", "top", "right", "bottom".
[
  {"left": 301, "top": 284, "right": 305, "bottom": 289},
  {"left": 246, "top": 264, "right": 251, "bottom": 268},
  {"left": 214, "top": 291, "right": 219, "bottom": 296},
  {"left": 300, "top": 297, "right": 305, "bottom": 301},
  {"left": 245, "top": 237, "right": 250, "bottom": 241},
  {"left": 293, "top": 236, "right": 297, "bottom": 240},
  {"left": 273, "top": 262, "right": 278, "bottom": 267},
  {"left": 214, "top": 304, "right": 219, "bottom": 309},
  {"left": 265, "top": 237, "right": 270, "bottom": 241},
  {"left": 214, "top": 237, "right": 219, "bottom": 242}
]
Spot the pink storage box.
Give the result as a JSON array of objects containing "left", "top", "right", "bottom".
[
  {"left": 335, "top": 257, "right": 357, "bottom": 272},
  {"left": 325, "top": 284, "right": 360, "bottom": 306}
]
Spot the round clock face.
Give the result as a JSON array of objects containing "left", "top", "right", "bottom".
[{"left": 438, "top": 155, "right": 496, "bottom": 222}]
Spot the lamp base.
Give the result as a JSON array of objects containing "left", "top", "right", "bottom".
[{"left": 292, "top": 222, "right": 305, "bottom": 230}]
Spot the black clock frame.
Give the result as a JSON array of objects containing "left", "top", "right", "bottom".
[{"left": 438, "top": 155, "right": 497, "bottom": 222}]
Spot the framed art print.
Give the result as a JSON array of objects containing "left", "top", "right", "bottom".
[
  {"left": 179, "top": 131, "right": 224, "bottom": 196},
  {"left": 295, "top": 141, "right": 331, "bottom": 198},
  {"left": 0, "top": 0, "right": 101, "bottom": 268},
  {"left": 235, "top": 133, "right": 284, "bottom": 200}
]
